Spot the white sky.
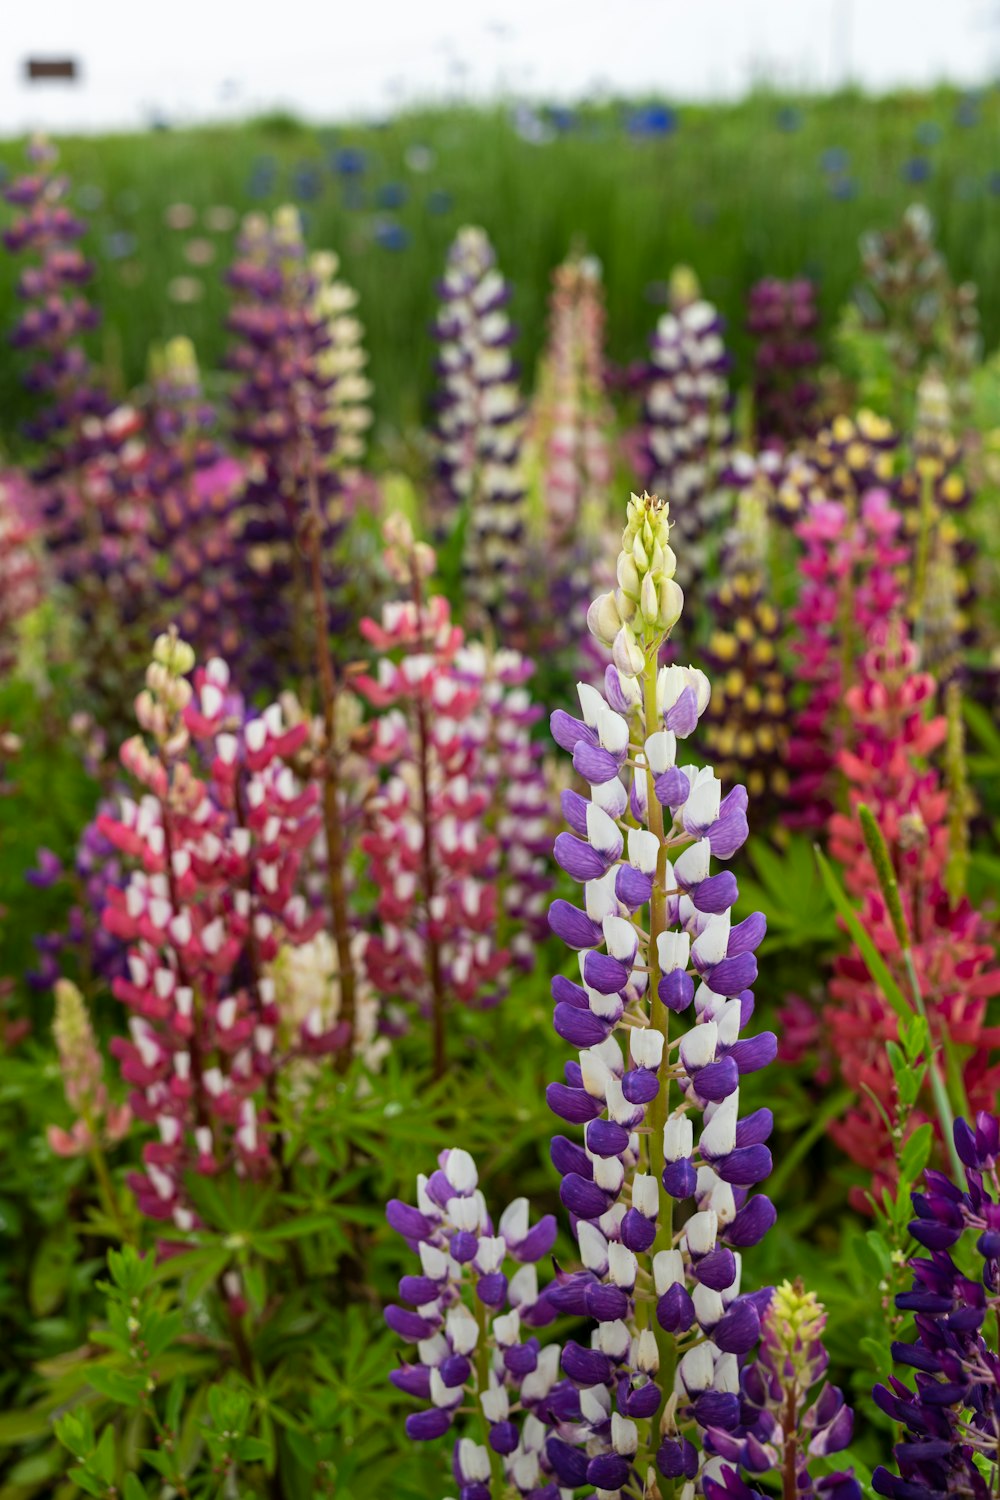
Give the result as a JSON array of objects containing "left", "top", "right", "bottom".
[{"left": 0, "top": 0, "right": 995, "bottom": 135}]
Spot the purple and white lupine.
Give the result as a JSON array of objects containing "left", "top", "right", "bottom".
[
  {"left": 545, "top": 489, "right": 778, "bottom": 1495},
  {"left": 642, "top": 270, "right": 733, "bottom": 593},
  {"left": 701, "top": 1280, "right": 860, "bottom": 1500},
  {"left": 873, "top": 1111, "right": 1000, "bottom": 1500},
  {"left": 431, "top": 226, "right": 527, "bottom": 626},
  {"left": 386, "top": 1148, "right": 574, "bottom": 1495}
]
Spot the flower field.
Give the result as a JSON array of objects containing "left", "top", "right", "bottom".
[{"left": 1, "top": 86, "right": 1000, "bottom": 1498}]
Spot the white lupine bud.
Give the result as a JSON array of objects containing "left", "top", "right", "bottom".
[
  {"left": 636, "top": 1328, "right": 659, "bottom": 1373},
  {"left": 627, "top": 828, "right": 659, "bottom": 874},
  {"left": 680, "top": 1021, "right": 718, "bottom": 1071},
  {"left": 684, "top": 768, "right": 722, "bottom": 828},
  {"left": 657, "top": 930, "right": 691, "bottom": 973},
  {"left": 475, "top": 1236, "right": 506, "bottom": 1273},
  {"left": 587, "top": 802, "right": 623, "bottom": 858},
  {"left": 663, "top": 1115, "right": 694, "bottom": 1161},
  {"left": 723, "top": 1252, "right": 742, "bottom": 1298},
  {"left": 644, "top": 729, "right": 677, "bottom": 774},
  {"left": 508, "top": 1264, "right": 538, "bottom": 1308},
  {"left": 419, "top": 1243, "right": 449, "bottom": 1279},
  {"left": 446, "top": 1305, "right": 479, "bottom": 1354},
  {"left": 480, "top": 1383, "right": 510, "bottom": 1422},
  {"left": 520, "top": 1342, "right": 560, "bottom": 1402},
  {"left": 498, "top": 1197, "right": 529, "bottom": 1244},
  {"left": 492, "top": 1310, "right": 520, "bottom": 1346},
  {"left": 717, "top": 998, "right": 743, "bottom": 1045},
  {"left": 632, "top": 1173, "right": 658, "bottom": 1217},
  {"left": 578, "top": 1221, "right": 610, "bottom": 1272},
  {"left": 608, "top": 1243, "right": 638, "bottom": 1288},
  {"left": 612, "top": 669, "right": 642, "bottom": 708},
  {"left": 640, "top": 570, "right": 659, "bottom": 623},
  {"left": 659, "top": 577, "right": 684, "bottom": 629},
  {"left": 448, "top": 1196, "right": 481, "bottom": 1231},
  {"left": 612, "top": 1413, "right": 639, "bottom": 1455},
  {"left": 593, "top": 1035, "right": 624, "bottom": 1072},
  {"left": 430, "top": 1369, "right": 464, "bottom": 1407},
  {"left": 693, "top": 1284, "right": 725, "bottom": 1326},
  {"left": 605, "top": 1078, "right": 636, "bottom": 1127},
  {"left": 614, "top": 623, "right": 646, "bottom": 677},
  {"left": 713, "top": 1351, "right": 741, "bottom": 1393},
  {"left": 592, "top": 776, "right": 628, "bottom": 818},
  {"left": 617, "top": 550, "right": 641, "bottom": 598},
  {"left": 587, "top": 984, "right": 623, "bottom": 1021},
  {"left": 580, "top": 1048, "right": 615, "bottom": 1099},
  {"left": 630, "top": 1029, "right": 664, "bottom": 1069},
  {"left": 701, "top": 1092, "right": 739, "bottom": 1157},
  {"left": 593, "top": 1155, "right": 625, "bottom": 1193},
  {"left": 653, "top": 1248, "right": 685, "bottom": 1294},
  {"left": 679, "top": 1344, "right": 715, "bottom": 1394},
  {"left": 587, "top": 591, "right": 623, "bottom": 646},
  {"left": 604, "top": 915, "right": 637, "bottom": 961},
  {"left": 708, "top": 1177, "right": 738, "bottom": 1225},
  {"left": 580, "top": 1385, "right": 611, "bottom": 1425},
  {"left": 598, "top": 1201, "right": 627, "bottom": 1238},
  {"left": 585, "top": 867, "right": 619, "bottom": 922},
  {"left": 577, "top": 681, "right": 605, "bottom": 726},
  {"left": 674, "top": 838, "right": 712, "bottom": 886},
  {"left": 597, "top": 1320, "right": 630, "bottom": 1359},
  {"left": 510, "top": 1452, "right": 539, "bottom": 1489},
  {"left": 456, "top": 1440, "right": 490, "bottom": 1482},
  {"left": 596, "top": 705, "right": 629, "bottom": 754},
  {"left": 684, "top": 1209, "right": 718, "bottom": 1255}
]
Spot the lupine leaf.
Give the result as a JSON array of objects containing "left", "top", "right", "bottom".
[{"left": 814, "top": 846, "right": 912, "bottom": 1022}]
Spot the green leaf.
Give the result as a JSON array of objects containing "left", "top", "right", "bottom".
[
  {"left": 123, "top": 1476, "right": 149, "bottom": 1500},
  {"left": 899, "top": 1122, "right": 934, "bottom": 1186},
  {"left": 814, "top": 847, "right": 912, "bottom": 1022}
]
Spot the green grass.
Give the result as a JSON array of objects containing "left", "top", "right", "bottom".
[{"left": 1, "top": 85, "right": 999, "bottom": 449}]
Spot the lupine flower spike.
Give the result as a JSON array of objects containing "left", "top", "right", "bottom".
[
  {"left": 547, "top": 490, "right": 781, "bottom": 1492},
  {"left": 98, "top": 633, "right": 334, "bottom": 1227},
  {"left": 48, "top": 978, "right": 131, "bottom": 1158},
  {"left": 746, "top": 277, "right": 821, "bottom": 446},
  {"left": 385, "top": 1146, "right": 565, "bottom": 1496},
  {"left": 873, "top": 1111, "right": 1000, "bottom": 1499},
  {"left": 431, "top": 226, "right": 528, "bottom": 627},
  {"left": 703, "top": 1281, "right": 860, "bottom": 1500},
  {"left": 642, "top": 268, "right": 733, "bottom": 592}
]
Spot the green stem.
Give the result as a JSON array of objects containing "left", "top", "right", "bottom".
[
  {"left": 87, "top": 1140, "right": 133, "bottom": 1245},
  {"left": 641, "top": 644, "right": 676, "bottom": 1494},
  {"left": 473, "top": 1293, "right": 504, "bottom": 1495},
  {"left": 901, "top": 948, "right": 965, "bottom": 1182}
]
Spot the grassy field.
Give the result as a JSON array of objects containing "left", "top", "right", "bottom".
[{"left": 1, "top": 85, "right": 1000, "bottom": 448}]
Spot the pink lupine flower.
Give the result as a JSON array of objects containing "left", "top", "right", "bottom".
[{"left": 98, "top": 635, "right": 335, "bottom": 1228}]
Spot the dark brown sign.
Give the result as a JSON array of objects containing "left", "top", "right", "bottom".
[{"left": 25, "top": 58, "right": 78, "bottom": 81}]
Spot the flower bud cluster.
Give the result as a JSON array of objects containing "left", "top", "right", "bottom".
[
  {"left": 47, "top": 979, "right": 132, "bottom": 1158},
  {"left": 587, "top": 491, "right": 684, "bottom": 678},
  {"left": 95, "top": 641, "right": 336, "bottom": 1227},
  {"left": 642, "top": 270, "right": 733, "bottom": 589},
  {"left": 431, "top": 226, "right": 526, "bottom": 623},
  {"left": 386, "top": 1146, "right": 564, "bottom": 1495}
]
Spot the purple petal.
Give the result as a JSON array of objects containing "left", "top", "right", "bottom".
[
  {"left": 405, "top": 1408, "right": 453, "bottom": 1441},
  {"left": 708, "top": 787, "right": 749, "bottom": 859},
  {"left": 559, "top": 1172, "right": 611, "bottom": 1219},
  {"left": 656, "top": 1283, "right": 695, "bottom": 1333},
  {"left": 551, "top": 1134, "right": 591, "bottom": 1177},
  {"left": 562, "top": 1340, "right": 614, "bottom": 1385},
  {"left": 586, "top": 1118, "right": 631, "bottom": 1157},
  {"left": 621, "top": 1206, "right": 657, "bottom": 1253},
  {"left": 553, "top": 1002, "right": 612, "bottom": 1048},
  {"left": 725, "top": 1194, "right": 777, "bottom": 1247},
  {"left": 386, "top": 1199, "right": 435, "bottom": 1241},
  {"left": 573, "top": 741, "right": 621, "bottom": 784},
  {"left": 655, "top": 766, "right": 691, "bottom": 808},
  {"left": 689, "top": 872, "right": 738, "bottom": 913},
  {"left": 511, "top": 1215, "right": 557, "bottom": 1262},
  {"left": 659, "top": 969, "right": 694, "bottom": 1012},
  {"left": 385, "top": 1304, "right": 438, "bottom": 1341},
  {"left": 713, "top": 1144, "right": 772, "bottom": 1186},
  {"left": 689, "top": 1057, "right": 740, "bottom": 1101},
  {"left": 582, "top": 950, "right": 630, "bottom": 994},
  {"left": 622, "top": 1067, "right": 660, "bottom": 1104},
  {"left": 713, "top": 1296, "right": 761, "bottom": 1354},
  {"left": 616, "top": 864, "right": 653, "bottom": 909},
  {"left": 701, "top": 953, "right": 757, "bottom": 995},
  {"left": 547, "top": 900, "right": 603, "bottom": 949},
  {"left": 662, "top": 1158, "right": 698, "bottom": 1198},
  {"left": 728, "top": 1033, "right": 778, "bottom": 1075},
  {"left": 664, "top": 685, "right": 699, "bottom": 737},
  {"left": 554, "top": 833, "right": 607, "bottom": 882},
  {"left": 550, "top": 709, "right": 593, "bottom": 753},
  {"left": 728, "top": 911, "right": 766, "bottom": 955},
  {"left": 546, "top": 1081, "right": 603, "bottom": 1124}
]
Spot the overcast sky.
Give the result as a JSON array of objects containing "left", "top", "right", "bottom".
[{"left": 0, "top": 0, "right": 995, "bottom": 135}]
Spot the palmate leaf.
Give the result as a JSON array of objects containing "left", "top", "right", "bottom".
[{"left": 736, "top": 833, "right": 837, "bottom": 951}]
